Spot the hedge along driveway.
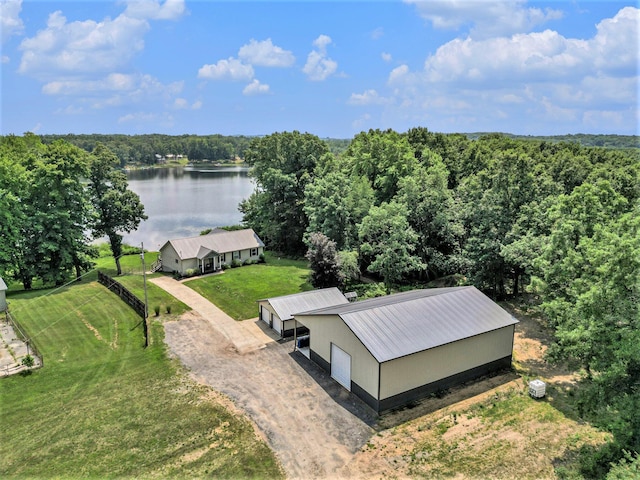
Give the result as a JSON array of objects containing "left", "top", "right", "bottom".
[{"left": 185, "top": 255, "right": 312, "bottom": 320}]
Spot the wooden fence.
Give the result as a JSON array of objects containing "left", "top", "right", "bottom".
[
  {"left": 97, "top": 271, "right": 148, "bottom": 346},
  {"left": 5, "top": 310, "right": 43, "bottom": 366}
]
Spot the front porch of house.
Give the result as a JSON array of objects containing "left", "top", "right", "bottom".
[{"left": 197, "top": 249, "right": 227, "bottom": 274}]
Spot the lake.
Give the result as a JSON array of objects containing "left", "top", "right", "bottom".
[{"left": 123, "top": 166, "right": 255, "bottom": 250}]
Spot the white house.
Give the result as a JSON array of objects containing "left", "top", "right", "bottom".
[
  {"left": 158, "top": 228, "right": 265, "bottom": 276},
  {"left": 257, "top": 288, "right": 349, "bottom": 338},
  {"left": 294, "top": 286, "right": 518, "bottom": 413}
]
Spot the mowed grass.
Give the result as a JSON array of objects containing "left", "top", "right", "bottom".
[
  {"left": 0, "top": 282, "right": 283, "bottom": 479},
  {"left": 185, "top": 254, "right": 312, "bottom": 320}
]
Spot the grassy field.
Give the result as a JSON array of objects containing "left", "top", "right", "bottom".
[
  {"left": 0, "top": 280, "right": 283, "bottom": 478},
  {"left": 185, "top": 253, "right": 312, "bottom": 320}
]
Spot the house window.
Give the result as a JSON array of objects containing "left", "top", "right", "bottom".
[
  {"left": 175, "top": 259, "right": 179, "bottom": 264},
  {"left": 232, "top": 251, "right": 241, "bottom": 260},
  {"left": 250, "top": 248, "right": 258, "bottom": 257}
]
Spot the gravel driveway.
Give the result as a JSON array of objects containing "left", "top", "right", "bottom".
[{"left": 153, "top": 277, "right": 376, "bottom": 479}]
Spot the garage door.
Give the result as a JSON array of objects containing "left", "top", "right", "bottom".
[
  {"left": 261, "top": 306, "right": 271, "bottom": 326},
  {"left": 331, "top": 343, "right": 351, "bottom": 391}
]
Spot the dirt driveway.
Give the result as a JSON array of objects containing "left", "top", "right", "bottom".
[{"left": 164, "top": 312, "right": 376, "bottom": 479}]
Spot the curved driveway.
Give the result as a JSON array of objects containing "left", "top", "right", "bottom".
[{"left": 150, "top": 276, "right": 375, "bottom": 479}]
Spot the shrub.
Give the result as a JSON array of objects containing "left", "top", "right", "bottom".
[
  {"left": 230, "top": 259, "right": 242, "bottom": 268},
  {"left": 21, "top": 354, "right": 34, "bottom": 369},
  {"left": 243, "top": 259, "right": 255, "bottom": 266},
  {"left": 258, "top": 253, "right": 266, "bottom": 263},
  {"left": 165, "top": 305, "right": 172, "bottom": 314},
  {"left": 154, "top": 305, "right": 160, "bottom": 316},
  {"left": 185, "top": 268, "right": 198, "bottom": 277},
  {"left": 221, "top": 263, "right": 230, "bottom": 270}
]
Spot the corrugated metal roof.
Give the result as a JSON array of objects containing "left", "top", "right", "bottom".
[
  {"left": 262, "top": 288, "right": 349, "bottom": 321},
  {"left": 296, "top": 286, "right": 518, "bottom": 363},
  {"left": 163, "top": 228, "right": 265, "bottom": 260},
  {"left": 0, "top": 277, "right": 7, "bottom": 291}
]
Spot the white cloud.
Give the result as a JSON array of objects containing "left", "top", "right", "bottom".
[
  {"left": 243, "top": 79, "right": 270, "bottom": 95},
  {"left": 238, "top": 38, "right": 295, "bottom": 67},
  {"left": 381, "top": 52, "right": 392, "bottom": 62},
  {"left": 1, "top": 0, "right": 23, "bottom": 43},
  {"left": 303, "top": 34, "right": 337, "bottom": 81},
  {"left": 378, "top": 6, "right": 639, "bottom": 134},
  {"left": 1, "top": 55, "right": 9, "bottom": 63},
  {"left": 123, "top": 0, "right": 186, "bottom": 21},
  {"left": 19, "top": 10, "right": 149, "bottom": 77},
  {"left": 191, "top": 100, "right": 202, "bottom": 110},
  {"left": 348, "top": 89, "right": 392, "bottom": 106},
  {"left": 118, "top": 111, "right": 175, "bottom": 128},
  {"left": 405, "top": 0, "right": 563, "bottom": 39},
  {"left": 371, "top": 27, "right": 384, "bottom": 40},
  {"left": 174, "top": 97, "right": 188, "bottom": 109},
  {"left": 198, "top": 57, "right": 254, "bottom": 81}
]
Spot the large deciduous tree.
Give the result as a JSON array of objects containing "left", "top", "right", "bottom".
[
  {"left": 240, "top": 131, "right": 329, "bottom": 255},
  {"left": 88, "top": 143, "right": 147, "bottom": 276},
  {"left": 358, "top": 202, "right": 425, "bottom": 293}
]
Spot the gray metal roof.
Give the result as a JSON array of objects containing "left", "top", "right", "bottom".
[
  {"left": 0, "top": 277, "right": 7, "bottom": 291},
  {"left": 162, "top": 228, "right": 264, "bottom": 260},
  {"left": 261, "top": 288, "right": 349, "bottom": 321},
  {"left": 296, "top": 286, "right": 518, "bottom": 363}
]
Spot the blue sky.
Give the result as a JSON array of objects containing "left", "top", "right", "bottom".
[{"left": 1, "top": 0, "right": 638, "bottom": 137}]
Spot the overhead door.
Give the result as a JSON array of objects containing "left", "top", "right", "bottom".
[
  {"left": 331, "top": 343, "right": 351, "bottom": 391},
  {"left": 261, "top": 306, "right": 271, "bottom": 326}
]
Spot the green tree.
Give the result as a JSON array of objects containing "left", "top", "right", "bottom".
[
  {"left": 358, "top": 202, "right": 425, "bottom": 293},
  {"left": 88, "top": 144, "right": 147, "bottom": 276},
  {"left": 343, "top": 129, "right": 418, "bottom": 204},
  {"left": 396, "top": 155, "right": 464, "bottom": 279},
  {"left": 305, "top": 232, "right": 344, "bottom": 289},
  {"left": 240, "top": 131, "right": 329, "bottom": 255}
]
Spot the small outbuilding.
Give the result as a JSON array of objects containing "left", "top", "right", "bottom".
[
  {"left": 158, "top": 228, "right": 265, "bottom": 276},
  {"left": 294, "top": 286, "right": 518, "bottom": 413},
  {"left": 0, "top": 276, "right": 7, "bottom": 312},
  {"left": 257, "top": 288, "right": 349, "bottom": 338}
]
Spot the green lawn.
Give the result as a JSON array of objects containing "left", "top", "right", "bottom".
[
  {"left": 185, "top": 254, "right": 312, "bottom": 320},
  {"left": 0, "top": 281, "right": 283, "bottom": 479}
]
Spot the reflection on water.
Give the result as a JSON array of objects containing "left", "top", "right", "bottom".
[{"left": 123, "top": 166, "right": 255, "bottom": 249}]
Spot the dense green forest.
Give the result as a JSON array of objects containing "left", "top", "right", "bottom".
[
  {"left": 239, "top": 128, "right": 639, "bottom": 478},
  {"left": 1, "top": 128, "right": 638, "bottom": 477}
]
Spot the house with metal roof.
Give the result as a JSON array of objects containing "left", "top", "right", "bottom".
[
  {"left": 0, "top": 276, "right": 7, "bottom": 312},
  {"left": 293, "top": 286, "right": 518, "bottom": 413},
  {"left": 258, "top": 288, "right": 349, "bottom": 337},
  {"left": 157, "top": 228, "right": 264, "bottom": 275}
]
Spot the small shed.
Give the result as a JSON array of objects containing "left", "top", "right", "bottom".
[
  {"left": 294, "top": 286, "right": 519, "bottom": 413},
  {"left": 257, "top": 288, "right": 349, "bottom": 337},
  {"left": 0, "top": 277, "right": 7, "bottom": 312}
]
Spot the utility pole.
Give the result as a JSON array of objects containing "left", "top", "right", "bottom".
[{"left": 141, "top": 242, "right": 149, "bottom": 347}]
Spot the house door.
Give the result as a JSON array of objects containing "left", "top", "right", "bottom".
[
  {"left": 331, "top": 343, "right": 351, "bottom": 391},
  {"left": 261, "top": 306, "right": 271, "bottom": 326}
]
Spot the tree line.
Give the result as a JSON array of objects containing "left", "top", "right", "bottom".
[
  {"left": 37, "top": 133, "right": 352, "bottom": 167},
  {"left": 239, "top": 128, "right": 639, "bottom": 477},
  {"left": 0, "top": 134, "right": 146, "bottom": 288}
]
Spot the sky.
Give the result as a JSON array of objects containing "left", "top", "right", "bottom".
[{"left": 1, "top": 0, "right": 638, "bottom": 138}]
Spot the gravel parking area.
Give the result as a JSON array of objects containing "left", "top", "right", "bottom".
[{"left": 163, "top": 311, "right": 376, "bottom": 479}]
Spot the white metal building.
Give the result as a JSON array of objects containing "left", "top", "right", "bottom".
[
  {"left": 257, "top": 288, "right": 349, "bottom": 337},
  {"left": 294, "top": 286, "right": 518, "bottom": 413}
]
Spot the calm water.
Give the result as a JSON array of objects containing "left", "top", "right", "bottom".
[{"left": 123, "top": 166, "right": 254, "bottom": 249}]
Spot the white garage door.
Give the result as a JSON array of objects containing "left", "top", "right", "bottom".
[
  {"left": 261, "top": 306, "right": 270, "bottom": 326},
  {"left": 273, "top": 315, "right": 282, "bottom": 334},
  {"left": 331, "top": 343, "right": 351, "bottom": 391}
]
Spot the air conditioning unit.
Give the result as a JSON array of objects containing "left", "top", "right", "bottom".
[{"left": 528, "top": 379, "right": 546, "bottom": 398}]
